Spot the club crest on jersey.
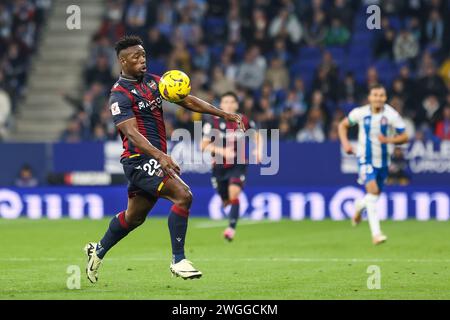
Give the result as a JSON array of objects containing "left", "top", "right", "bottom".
[
  {"left": 381, "top": 116, "right": 388, "bottom": 125},
  {"left": 110, "top": 102, "right": 120, "bottom": 115},
  {"left": 147, "top": 80, "right": 157, "bottom": 90}
]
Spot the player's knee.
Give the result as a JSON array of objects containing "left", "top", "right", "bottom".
[
  {"left": 129, "top": 216, "right": 146, "bottom": 228},
  {"left": 125, "top": 211, "right": 146, "bottom": 228},
  {"left": 176, "top": 187, "right": 193, "bottom": 209}
]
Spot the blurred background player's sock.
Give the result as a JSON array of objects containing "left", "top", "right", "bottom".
[
  {"left": 365, "top": 194, "right": 381, "bottom": 236},
  {"left": 96, "top": 211, "right": 132, "bottom": 259},
  {"left": 168, "top": 205, "right": 189, "bottom": 263},
  {"left": 228, "top": 199, "right": 240, "bottom": 229}
]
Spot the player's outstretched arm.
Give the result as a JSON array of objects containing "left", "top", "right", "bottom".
[
  {"left": 177, "top": 95, "right": 245, "bottom": 130},
  {"left": 338, "top": 118, "right": 354, "bottom": 154},
  {"left": 117, "top": 118, "right": 181, "bottom": 178},
  {"left": 378, "top": 132, "right": 408, "bottom": 145}
]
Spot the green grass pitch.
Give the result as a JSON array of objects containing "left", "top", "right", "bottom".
[{"left": 1, "top": 218, "right": 450, "bottom": 299}]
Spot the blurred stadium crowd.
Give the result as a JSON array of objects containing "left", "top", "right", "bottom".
[
  {"left": 0, "top": 0, "right": 51, "bottom": 140},
  {"left": 1, "top": 0, "right": 450, "bottom": 144}
]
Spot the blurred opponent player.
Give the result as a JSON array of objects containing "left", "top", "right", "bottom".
[
  {"left": 338, "top": 84, "right": 408, "bottom": 245},
  {"left": 201, "top": 92, "right": 261, "bottom": 241},
  {"left": 84, "top": 36, "right": 243, "bottom": 282}
]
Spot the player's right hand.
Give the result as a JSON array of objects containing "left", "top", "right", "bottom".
[
  {"left": 343, "top": 143, "right": 354, "bottom": 155},
  {"left": 223, "top": 146, "right": 236, "bottom": 159},
  {"left": 156, "top": 152, "right": 181, "bottom": 179}
]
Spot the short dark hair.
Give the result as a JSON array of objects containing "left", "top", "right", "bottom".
[
  {"left": 114, "top": 35, "right": 143, "bottom": 56},
  {"left": 368, "top": 83, "right": 386, "bottom": 94},
  {"left": 220, "top": 91, "right": 239, "bottom": 102}
]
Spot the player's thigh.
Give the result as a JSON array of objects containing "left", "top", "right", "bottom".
[
  {"left": 365, "top": 180, "right": 380, "bottom": 195},
  {"left": 211, "top": 175, "right": 229, "bottom": 203},
  {"left": 159, "top": 175, "right": 192, "bottom": 206},
  {"left": 228, "top": 184, "right": 242, "bottom": 200},
  {"left": 126, "top": 193, "right": 158, "bottom": 225}
]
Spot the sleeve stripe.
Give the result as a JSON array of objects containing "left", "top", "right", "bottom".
[{"left": 115, "top": 116, "right": 136, "bottom": 126}]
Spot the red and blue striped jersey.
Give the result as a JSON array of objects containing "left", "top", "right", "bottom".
[{"left": 109, "top": 73, "right": 167, "bottom": 159}]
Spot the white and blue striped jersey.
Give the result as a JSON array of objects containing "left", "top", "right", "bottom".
[{"left": 348, "top": 104, "right": 406, "bottom": 168}]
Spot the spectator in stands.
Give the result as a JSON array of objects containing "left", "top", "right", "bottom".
[
  {"left": 375, "top": 28, "right": 395, "bottom": 60},
  {"left": 279, "top": 119, "right": 296, "bottom": 140},
  {"left": 236, "top": 46, "right": 267, "bottom": 91},
  {"left": 407, "top": 16, "right": 422, "bottom": 43},
  {"left": 97, "top": 0, "right": 126, "bottom": 43},
  {"left": 387, "top": 147, "right": 410, "bottom": 186},
  {"left": 338, "top": 72, "right": 363, "bottom": 104},
  {"left": 303, "top": 10, "right": 328, "bottom": 47},
  {"left": 418, "top": 95, "right": 441, "bottom": 126},
  {"left": 364, "top": 67, "right": 380, "bottom": 93},
  {"left": 0, "top": 76, "right": 11, "bottom": 141},
  {"left": 211, "top": 66, "right": 236, "bottom": 97},
  {"left": 270, "top": 37, "right": 291, "bottom": 65},
  {"left": 144, "top": 27, "right": 172, "bottom": 60},
  {"left": 60, "top": 118, "right": 83, "bottom": 143},
  {"left": 227, "top": 5, "right": 242, "bottom": 43},
  {"left": 88, "top": 35, "right": 116, "bottom": 68},
  {"left": 268, "top": 7, "right": 303, "bottom": 45},
  {"left": 92, "top": 124, "right": 108, "bottom": 142},
  {"left": 243, "top": 8, "right": 268, "bottom": 44},
  {"left": 390, "top": 95, "right": 416, "bottom": 139},
  {"left": 329, "top": 0, "right": 354, "bottom": 29},
  {"left": 15, "top": 164, "right": 38, "bottom": 187},
  {"left": 125, "top": 0, "right": 149, "bottom": 36},
  {"left": 85, "top": 55, "right": 115, "bottom": 88},
  {"left": 439, "top": 53, "right": 450, "bottom": 86},
  {"left": 241, "top": 95, "right": 255, "bottom": 119},
  {"left": 296, "top": 106, "right": 326, "bottom": 143},
  {"left": 0, "top": 2, "right": 12, "bottom": 41},
  {"left": 398, "top": 65, "right": 417, "bottom": 96},
  {"left": 324, "top": 18, "right": 350, "bottom": 46},
  {"left": 256, "top": 97, "right": 277, "bottom": 130},
  {"left": 192, "top": 43, "right": 211, "bottom": 71},
  {"left": 265, "top": 57, "right": 289, "bottom": 91},
  {"left": 283, "top": 88, "right": 308, "bottom": 119},
  {"left": 435, "top": 105, "right": 450, "bottom": 140},
  {"left": 417, "top": 64, "right": 447, "bottom": 100},
  {"left": 168, "top": 41, "right": 192, "bottom": 73},
  {"left": 176, "top": 0, "right": 207, "bottom": 24},
  {"left": 424, "top": 10, "right": 445, "bottom": 49},
  {"left": 393, "top": 28, "right": 419, "bottom": 63}
]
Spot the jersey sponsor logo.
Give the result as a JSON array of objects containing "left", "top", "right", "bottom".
[
  {"left": 110, "top": 102, "right": 120, "bottom": 115},
  {"left": 137, "top": 97, "right": 163, "bottom": 111},
  {"left": 147, "top": 80, "right": 157, "bottom": 90}
]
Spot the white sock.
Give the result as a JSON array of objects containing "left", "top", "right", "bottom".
[
  {"left": 355, "top": 197, "right": 367, "bottom": 213},
  {"left": 364, "top": 193, "right": 381, "bottom": 236}
]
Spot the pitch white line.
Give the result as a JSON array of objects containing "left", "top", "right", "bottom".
[
  {"left": 194, "top": 220, "right": 277, "bottom": 228},
  {"left": 2, "top": 257, "right": 450, "bottom": 263}
]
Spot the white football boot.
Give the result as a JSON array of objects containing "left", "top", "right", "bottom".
[
  {"left": 84, "top": 242, "right": 102, "bottom": 283},
  {"left": 352, "top": 199, "right": 365, "bottom": 227},
  {"left": 170, "top": 259, "right": 202, "bottom": 280},
  {"left": 372, "top": 234, "right": 388, "bottom": 245}
]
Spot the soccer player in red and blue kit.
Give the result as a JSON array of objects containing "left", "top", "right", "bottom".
[
  {"left": 201, "top": 92, "right": 261, "bottom": 241},
  {"left": 84, "top": 36, "right": 243, "bottom": 282}
]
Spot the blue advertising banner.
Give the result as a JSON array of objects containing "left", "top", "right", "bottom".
[
  {"left": 1, "top": 185, "right": 449, "bottom": 221},
  {"left": 1, "top": 140, "right": 450, "bottom": 186}
]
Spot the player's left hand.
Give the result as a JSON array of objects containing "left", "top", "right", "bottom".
[
  {"left": 378, "top": 134, "right": 391, "bottom": 144},
  {"left": 224, "top": 113, "right": 245, "bottom": 131}
]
